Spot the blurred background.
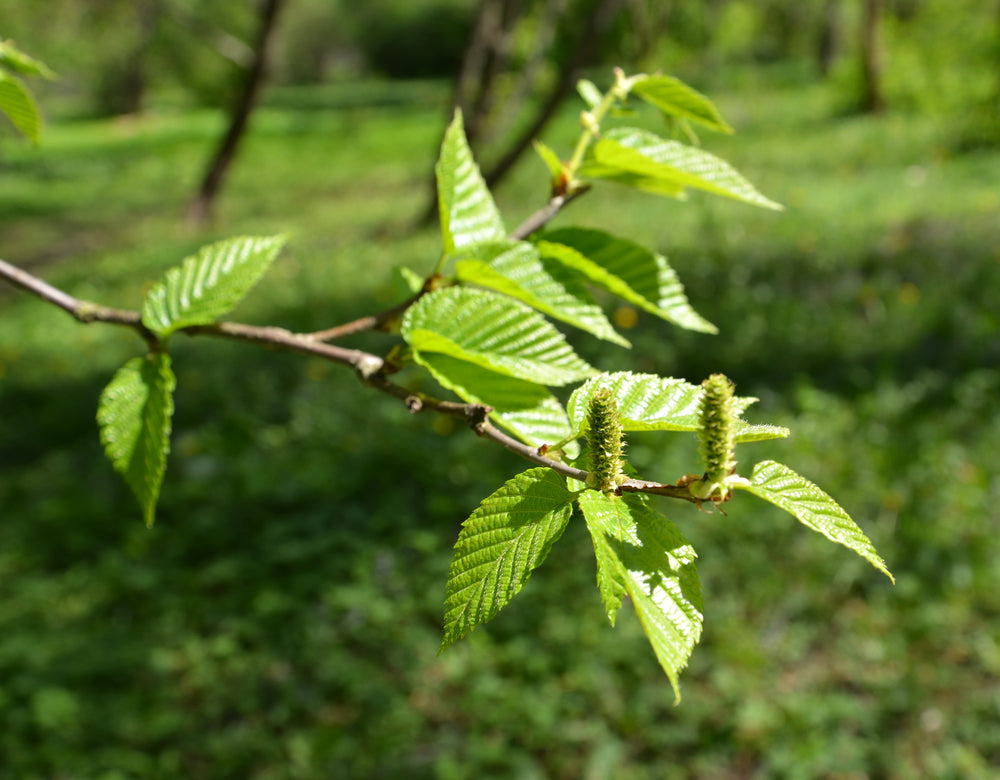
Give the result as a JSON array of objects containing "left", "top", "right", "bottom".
[{"left": 1, "top": 1, "right": 998, "bottom": 777}]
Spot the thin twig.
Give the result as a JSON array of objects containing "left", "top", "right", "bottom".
[
  {"left": 0, "top": 256, "right": 700, "bottom": 505},
  {"left": 510, "top": 186, "right": 590, "bottom": 241}
]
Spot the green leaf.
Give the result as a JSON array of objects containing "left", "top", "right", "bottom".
[
  {"left": 537, "top": 228, "right": 717, "bottom": 334},
  {"left": 567, "top": 372, "right": 790, "bottom": 442},
  {"left": 141, "top": 235, "right": 287, "bottom": 338},
  {"left": 441, "top": 468, "right": 576, "bottom": 652},
  {"left": 415, "top": 352, "right": 577, "bottom": 457},
  {"left": 401, "top": 287, "right": 596, "bottom": 386},
  {"left": 532, "top": 140, "right": 564, "bottom": 186},
  {"left": 577, "top": 78, "right": 604, "bottom": 109},
  {"left": 631, "top": 75, "right": 733, "bottom": 134},
  {"left": 736, "top": 461, "right": 894, "bottom": 582},
  {"left": 582, "top": 127, "right": 783, "bottom": 210},
  {"left": 578, "top": 491, "right": 703, "bottom": 701},
  {"left": 455, "top": 240, "right": 630, "bottom": 346},
  {"left": 96, "top": 353, "right": 176, "bottom": 528},
  {"left": 436, "top": 109, "right": 506, "bottom": 254},
  {"left": 0, "top": 41, "right": 56, "bottom": 78},
  {"left": 0, "top": 71, "right": 42, "bottom": 144}
]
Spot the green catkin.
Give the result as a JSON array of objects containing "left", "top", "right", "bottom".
[
  {"left": 698, "top": 373, "right": 737, "bottom": 485},
  {"left": 586, "top": 387, "right": 625, "bottom": 493}
]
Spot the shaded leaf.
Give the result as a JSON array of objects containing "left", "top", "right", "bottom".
[
  {"left": 582, "top": 127, "right": 783, "bottom": 210},
  {"left": 96, "top": 353, "right": 176, "bottom": 528},
  {"left": 402, "top": 287, "right": 596, "bottom": 386},
  {"left": 632, "top": 75, "right": 732, "bottom": 134},
  {"left": 415, "top": 352, "right": 577, "bottom": 457},
  {"left": 441, "top": 468, "right": 576, "bottom": 651},
  {"left": 567, "top": 371, "right": 790, "bottom": 442},
  {"left": 436, "top": 109, "right": 505, "bottom": 254},
  {"left": 455, "top": 240, "right": 629, "bottom": 346},
  {"left": 578, "top": 491, "right": 703, "bottom": 701},
  {"left": 737, "top": 461, "right": 894, "bottom": 582},
  {"left": 537, "top": 228, "right": 717, "bottom": 334},
  {"left": 0, "top": 71, "right": 41, "bottom": 144},
  {"left": 141, "top": 235, "right": 287, "bottom": 339}
]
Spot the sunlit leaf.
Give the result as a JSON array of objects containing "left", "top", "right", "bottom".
[
  {"left": 402, "top": 287, "right": 596, "bottom": 386},
  {"left": 578, "top": 490, "right": 703, "bottom": 701},
  {"left": 632, "top": 75, "right": 733, "bottom": 134},
  {"left": 415, "top": 352, "right": 577, "bottom": 457},
  {"left": 141, "top": 235, "right": 287, "bottom": 338},
  {"left": 537, "top": 228, "right": 717, "bottom": 334},
  {"left": 567, "top": 371, "right": 790, "bottom": 442},
  {"left": 532, "top": 139, "right": 564, "bottom": 186},
  {"left": 737, "top": 460, "right": 894, "bottom": 582},
  {"left": 455, "top": 240, "right": 629, "bottom": 346},
  {"left": 436, "top": 109, "right": 506, "bottom": 254},
  {"left": 96, "top": 353, "right": 176, "bottom": 528},
  {"left": 441, "top": 468, "right": 576, "bottom": 651},
  {"left": 582, "top": 127, "right": 783, "bottom": 210}
]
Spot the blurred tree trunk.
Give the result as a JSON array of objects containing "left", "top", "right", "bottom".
[
  {"left": 481, "top": 0, "right": 624, "bottom": 189},
  {"left": 98, "top": 1, "right": 161, "bottom": 116},
  {"left": 859, "top": 0, "right": 885, "bottom": 112},
  {"left": 817, "top": 0, "right": 840, "bottom": 77},
  {"left": 420, "top": 0, "right": 624, "bottom": 226},
  {"left": 188, "top": 0, "right": 286, "bottom": 225}
]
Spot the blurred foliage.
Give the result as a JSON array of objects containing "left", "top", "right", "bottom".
[{"left": 1, "top": 4, "right": 1000, "bottom": 776}]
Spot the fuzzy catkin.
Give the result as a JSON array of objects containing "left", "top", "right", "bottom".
[
  {"left": 586, "top": 387, "right": 625, "bottom": 493},
  {"left": 698, "top": 374, "right": 737, "bottom": 482}
]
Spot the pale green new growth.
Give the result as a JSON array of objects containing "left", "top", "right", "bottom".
[
  {"left": 436, "top": 109, "right": 506, "bottom": 256},
  {"left": 441, "top": 468, "right": 576, "bottom": 652},
  {"left": 401, "top": 287, "right": 596, "bottom": 386},
  {"left": 141, "top": 235, "right": 287, "bottom": 338},
  {"left": 578, "top": 491, "right": 703, "bottom": 702},
  {"left": 96, "top": 353, "right": 176, "bottom": 528},
  {"left": 736, "top": 461, "right": 895, "bottom": 582}
]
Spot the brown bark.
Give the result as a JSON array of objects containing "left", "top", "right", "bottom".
[{"left": 188, "top": 0, "right": 286, "bottom": 225}]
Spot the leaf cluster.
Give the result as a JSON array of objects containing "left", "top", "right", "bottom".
[{"left": 14, "top": 69, "right": 892, "bottom": 699}]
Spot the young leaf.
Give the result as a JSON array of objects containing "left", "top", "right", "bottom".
[
  {"left": 567, "top": 371, "right": 790, "bottom": 442},
  {"left": 436, "top": 109, "right": 506, "bottom": 254},
  {"left": 141, "top": 235, "right": 287, "bottom": 339},
  {"left": 577, "top": 78, "right": 604, "bottom": 109},
  {"left": 96, "top": 352, "right": 176, "bottom": 528},
  {"left": 631, "top": 75, "right": 733, "bottom": 134},
  {"left": 735, "top": 460, "right": 894, "bottom": 582},
  {"left": 537, "top": 228, "right": 717, "bottom": 334},
  {"left": 401, "top": 287, "right": 596, "bottom": 386},
  {"left": 414, "top": 352, "right": 577, "bottom": 456},
  {"left": 578, "top": 490, "right": 703, "bottom": 701},
  {"left": 0, "top": 71, "right": 42, "bottom": 144},
  {"left": 455, "top": 240, "right": 630, "bottom": 346},
  {"left": 0, "top": 41, "right": 56, "bottom": 79},
  {"left": 582, "top": 127, "right": 783, "bottom": 210},
  {"left": 532, "top": 140, "right": 564, "bottom": 186},
  {"left": 441, "top": 468, "right": 576, "bottom": 652}
]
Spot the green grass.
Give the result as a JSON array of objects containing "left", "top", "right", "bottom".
[{"left": 1, "top": 74, "right": 999, "bottom": 778}]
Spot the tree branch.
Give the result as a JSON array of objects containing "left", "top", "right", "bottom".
[{"left": 0, "top": 256, "right": 701, "bottom": 505}]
